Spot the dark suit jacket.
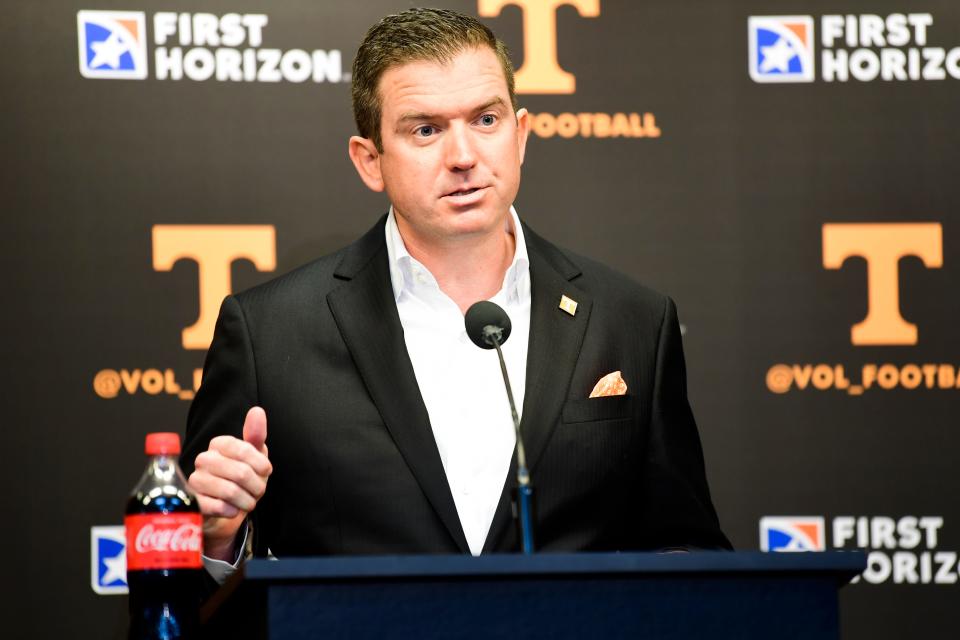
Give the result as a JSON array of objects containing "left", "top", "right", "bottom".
[{"left": 182, "top": 216, "right": 731, "bottom": 556}]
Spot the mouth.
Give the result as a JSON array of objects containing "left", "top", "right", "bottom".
[{"left": 443, "top": 186, "right": 486, "bottom": 199}]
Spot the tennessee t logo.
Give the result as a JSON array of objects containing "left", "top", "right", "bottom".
[
  {"left": 152, "top": 225, "right": 276, "bottom": 350},
  {"left": 822, "top": 223, "right": 942, "bottom": 345},
  {"left": 478, "top": 0, "right": 600, "bottom": 94}
]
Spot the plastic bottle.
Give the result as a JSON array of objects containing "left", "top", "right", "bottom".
[{"left": 125, "top": 432, "right": 203, "bottom": 639}]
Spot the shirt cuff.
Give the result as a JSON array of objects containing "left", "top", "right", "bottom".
[{"left": 202, "top": 520, "right": 250, "bottom": 585}]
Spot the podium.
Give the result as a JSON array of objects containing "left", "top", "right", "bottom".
[{"left": 202, "top": 551, "right": 865, "bottom": 639}]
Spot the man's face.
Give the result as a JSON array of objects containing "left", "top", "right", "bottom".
[{"left": 364, "top": 46, "right": 529, "bottom": 246}]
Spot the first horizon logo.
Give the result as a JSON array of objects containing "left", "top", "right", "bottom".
[
  {"left": 761, "top": 515, "right": 959, "bottom": 586},
  {"left": 748, "top": 16, "right": 815, "bottom": 83},
  {"left": 78, "top": 10, "right": 148, "bottom": 79},
  {"left": 77, "top": 10, "right": 345, "bottom": 83},
  {"left": 749, "top": 12, "right": 960, "bottom": 83}
]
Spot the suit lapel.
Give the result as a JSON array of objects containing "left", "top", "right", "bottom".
[
  {"left": 482, "top": 224, "right": 593, "bottom": 552},
  {"left": 326, "top": 218, "right": 469, "bottom": 553},
  {"left": 520, "top": 245, "right": 593, "bottom": 471}
]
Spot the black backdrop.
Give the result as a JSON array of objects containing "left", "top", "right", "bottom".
[{"left": 3, "top": 1, "right": 958, "bottom": 638}]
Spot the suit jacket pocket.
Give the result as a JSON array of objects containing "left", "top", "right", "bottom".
[{"left": 561, "top": 395, "right": 638, "bottom": 424}]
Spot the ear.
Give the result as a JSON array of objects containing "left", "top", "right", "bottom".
[
  {"left": 515, "top": 108, "right": 531, "bottom": 165},
  {"left": 348, "top": 136, "right": 384, "bottom": 192}
]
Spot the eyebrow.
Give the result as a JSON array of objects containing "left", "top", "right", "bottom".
[{"left": 395, "top": 96, "right": 507, "bottom": 129}]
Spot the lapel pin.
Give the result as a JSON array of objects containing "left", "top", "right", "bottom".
[{"left": 559, "top": 294, "right": 578, "bottom": 316}]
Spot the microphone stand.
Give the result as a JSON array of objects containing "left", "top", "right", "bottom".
[{"left": 486, "top": 327, "right": 535, "bottom": 554}]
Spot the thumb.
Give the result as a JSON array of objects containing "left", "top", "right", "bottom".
[{"left": 242, "top": 406, "right": 268, "bottom": 453}]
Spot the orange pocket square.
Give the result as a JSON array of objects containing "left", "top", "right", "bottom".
[{"left": 589, "top": 371, "right": 627, "bottom": 398}]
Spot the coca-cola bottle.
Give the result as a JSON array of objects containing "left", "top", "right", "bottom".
[{"left": 125, "top": 432, "right": 203, "bottom": 640}]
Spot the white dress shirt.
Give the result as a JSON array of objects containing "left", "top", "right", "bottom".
[
  {"left": 204, "top": 207, "right": 531, "bottom": 581},
  {"left": 385, "top": 206, "right": 530, "bottom": 555}
]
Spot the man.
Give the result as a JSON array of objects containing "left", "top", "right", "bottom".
[{"left": 182, "top": 8, "right": 730, "bottom": 582}]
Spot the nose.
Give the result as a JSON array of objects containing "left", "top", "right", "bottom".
[{"left": 444, "top": 122, "right": 476, "bottom": 172}]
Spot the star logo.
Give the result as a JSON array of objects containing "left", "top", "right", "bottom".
[
  {"left": 89, "top": 32, "right": 131, "bottom": 70},
  {"left": 77, "top": 11, "right": 148, "bottom": 80},
  {"left": 759, "top": 517, "right": 826, "bottom": 552},
  {"left": 748, "top": 16, "right": 815, "bottom": 83},
  {"left": 91, "top": 526, "right": 129, "bottom": 595},
  {"left": 759, "top": 37, "right": 797, "bottom": 74},
  {"left": 100, "top": 547, "right": 127, "bottom": 585}
]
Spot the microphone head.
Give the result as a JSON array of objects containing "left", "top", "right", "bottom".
[{"left": 464, "top": 301, "right": 512, "bottom": 350}]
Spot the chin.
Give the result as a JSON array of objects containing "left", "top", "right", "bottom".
[{"left": 444, "top": 208, "right": 503, "bottom": 234}]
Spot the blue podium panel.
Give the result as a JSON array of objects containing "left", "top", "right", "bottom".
[{"left": 204, "top": 552, "right": 865, "bottom": 640}]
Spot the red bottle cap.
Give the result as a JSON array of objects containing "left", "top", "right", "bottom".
[{"left": 145, "top": 432, "right": 181, "bottom": 456}]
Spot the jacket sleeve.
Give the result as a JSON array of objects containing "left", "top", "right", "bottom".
[
  {"left": 181, "top": 295, "right": 265, "bottom": 597},
  {"left": 637, "top": 296, "right": 733, "bottom": 551},
  {"left": 182, "top": 294, "right": 260, "bottom": 474}
]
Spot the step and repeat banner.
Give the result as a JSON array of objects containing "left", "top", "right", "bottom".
[{"left": 4, "top": 1, "right": 957, "bottom": 637}]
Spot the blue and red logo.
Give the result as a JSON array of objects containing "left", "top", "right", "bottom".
[
  {"left": 91, "top": 525, "right": 128, "bottom": 594},
  {"left": 77, "top": 10, "right": 148, "bottom": 79},
  {"left": 760, "top": 516, "right": 826, "bottom": 551},
  {"left": 748, "top": 16, "right": 816, "bottom": 83}
]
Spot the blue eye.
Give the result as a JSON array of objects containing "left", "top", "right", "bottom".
[
  {"left": 415, "top": 125, "right": 435, "bottom": 137},
  {"left": 479, "top": 114, "right": 496, "bottom": 126}
]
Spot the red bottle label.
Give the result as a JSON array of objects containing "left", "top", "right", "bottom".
[{"left": 125, "top": 513, "right": 203, "bottom": 570}]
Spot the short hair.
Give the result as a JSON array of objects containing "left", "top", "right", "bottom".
[{"left": 351, "top": 7, "right": 517, "bottom": 152}]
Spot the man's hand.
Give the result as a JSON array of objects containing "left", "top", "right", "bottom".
[{"left": 188, "top": 407, "right": 272, "bottom": 562}]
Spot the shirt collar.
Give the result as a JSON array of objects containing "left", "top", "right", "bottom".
[{"left": 385, "top": 205, "right": 530, "bottom": 304}]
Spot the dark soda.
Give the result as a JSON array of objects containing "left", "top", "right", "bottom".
[{"left": 125, "top": 433, "right": 203, "bottom": 640}]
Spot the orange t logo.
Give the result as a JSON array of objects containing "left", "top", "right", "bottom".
[
  {"left": 822, "top": 223, "right": 942, "bottom": 345},
  {"left": 478, "top": 0, "right": 600, "bottom": 94},
  {"left": 152, "top": 225, "right": 276, "bottom": 350}
]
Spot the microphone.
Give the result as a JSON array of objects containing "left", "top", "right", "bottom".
[
  {"left": 464, "top": 301, "right": 535, "bottom": 554},
  {"left": 464, "top": 300, "right": 512, "bottom": 350}
]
